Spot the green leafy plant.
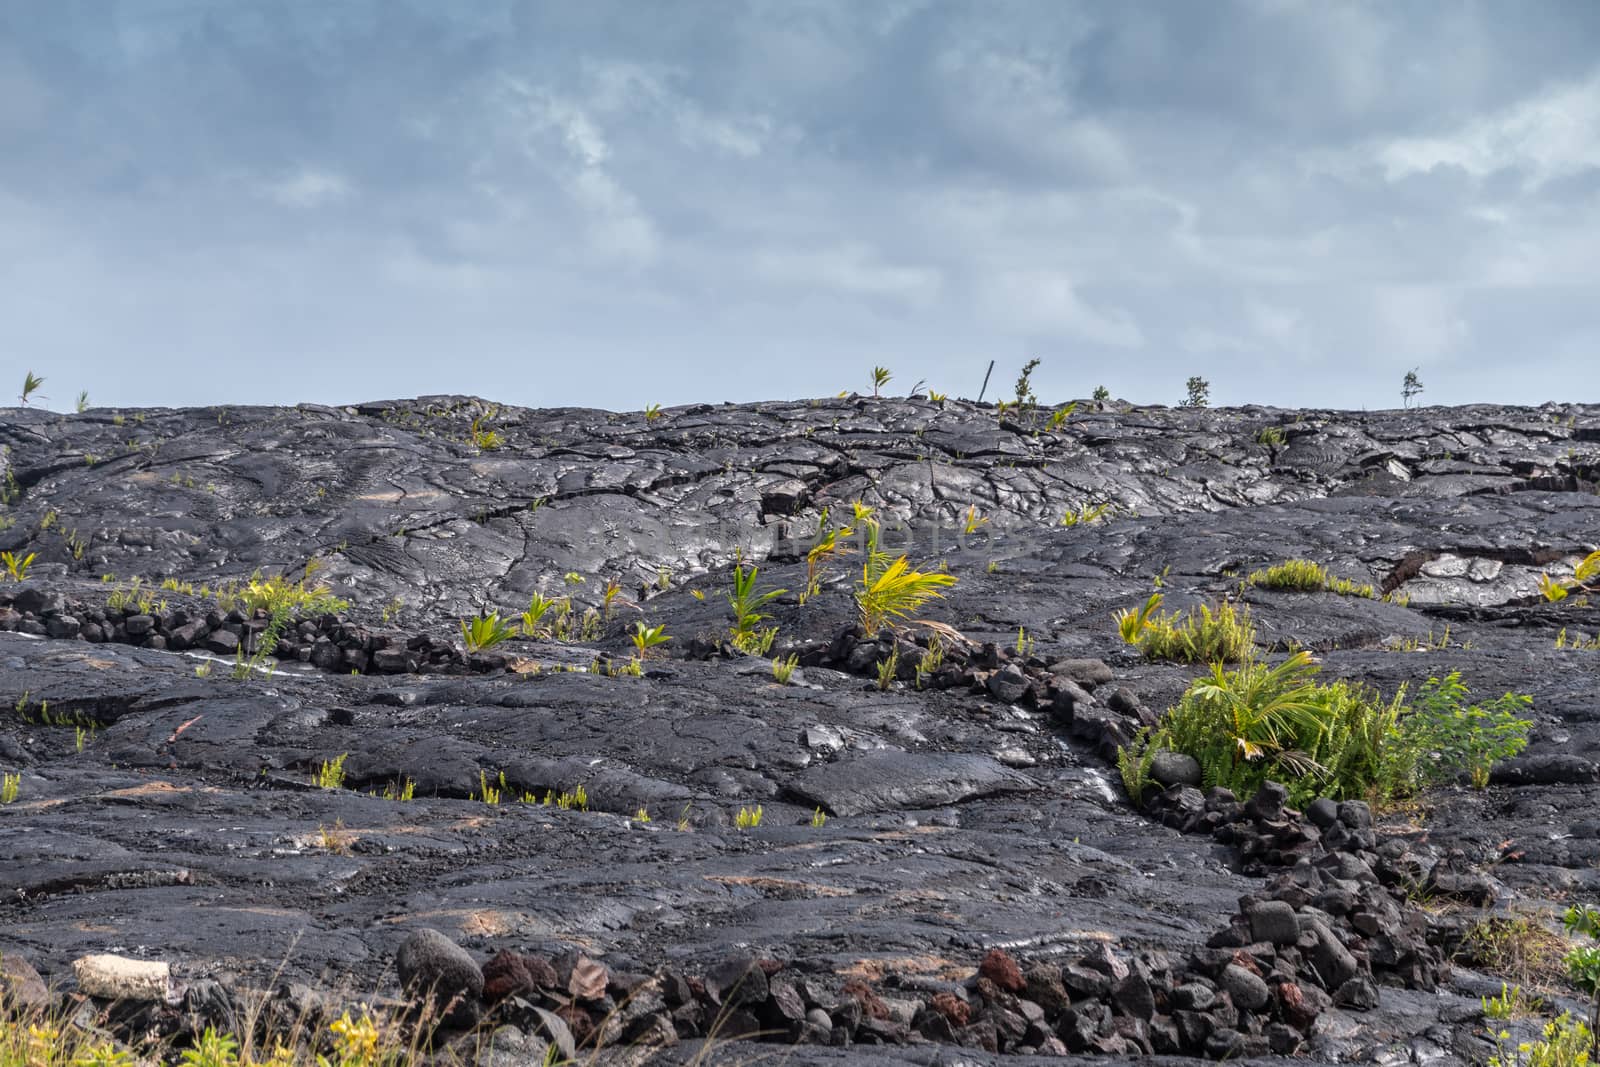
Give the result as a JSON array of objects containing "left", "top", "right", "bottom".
[
  {"left": 1482, "top": 982, "right": 1543, "bottom": 1023},
  {"left": 850, "top": 513, "right": 955, "bottom": 636},
  {"left": 1487, "top": 1011, "right": 1593, "bottom": 1067},
  {"left": 178, "top": 1026, "right": 241, "bottom": 1067},
  {"left": 1255, "top": 426, "right": 1287, "bottom": 448},
  {"left": 469, "top": 416, "right": 503, "bottom": 450},
  {"left": 631, "top": 621, "right": 671, "bottom": 659},
  {"left": 316, "top": 753, "right": 348, "bottom": 790},
  {"left": 234, "top": 564, "right": 349, "bottom": 616},
  {"left": 1115, "top": 592, "right": 1164, "bottom": 644},
  {"left": 19, "top": 371, "right": 44, "bottom": 407},
  {"left": 1248, "top": 559, "right": 1376, "bottom": 598},
  {"left": 1012, "top": 357, "right": 1041, "bottom": 410},
  {"left": 1061, "top": 502, "right": 1114, "bottom": 527},
  {"left": 75, "top": 390, "right": 89, "bottom": 413},
  {"left": 801, "top": 511, "right": 854, "bottom": 604},
  {"left": 727, "top": 560, "right": 786, "bottom": 654},
  {"left": 460, "top": 612, "right": 516, "bottom": 653},
  {"left": 519, "top": 592, "right": 566, "bottom": 638},
  {"left": 477, "top": 770, "right": 502, "bottom": 805},
  {"left": 1539, "top": 550, "right": 1600, "bottom": 603},
  {"left": 771, "top": 654, "right": 799, "bottom": 684},
  {"left": 810, "top": 807, "right": 827, "bottom": 828},
  {"left": 926, "top": 390, "right": 948, "bottom": 403},
  {"left": 1, "top": 771, "right": 18, "bottom": 804},
  {"left": 1404, "top": 672, "right": 1532, "bottom": 789},
  {"left": 856, "top": 552, "right": 956, "bottom": 637},
  {"left": 1092, "top": 385, "right": 1111, "bottom": 403},
  {"left": 1563, "top": 905, "right": 1600, "bottom": 1057},
  {"left": 1154, "top": 657, "right": 1531, "bottom": 803},
  {"left": 1047, "top": 402, "right": 1077, "bottom": 431},
  {"left": 1116, "top": 728, "right": 1158, "bottom": 807},
  {"left": 735, "top": 805, "right": 763, "bottom": 829},
  {"left": 1, "top": 551, "right": 34, "bottom": 582},
  {"left": 1181, "top": 375, "right": 1210, "bottom": 408},
  {"left": 875, "top": 645, "right": 899, "bottom": 690},
  {"left": 644, "top": 403, "right": 664, "bottom": 422},
  {"left": 962, "top": 506, "right": 988, "bottom": 536},
  {"left": 870, "top": 366, "right": 892, "bottom": 397},
  {"left": 1137, "top": 599, "right": 1256, "bottom": 664}
]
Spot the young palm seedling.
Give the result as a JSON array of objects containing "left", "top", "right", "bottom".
[
  {"left": 632, "top": 621, "right": 671, "bottom": 659},
  {"left": 1, "top": 551, "right": 34, "bottom": 582},
  {"left": 520, "top": 592, "right": 566, "bottom": 638},
  {"left": 801, "top": 512, "right": 853, "bottom": 603},
  {"left": 460, "top": 612, "right": 516, "bottom": 653},
  {"left": 1115, "top": 592, "right": 1164, "bottom": 645},
  {"left": 870, "top": 366, "right": 892, "bottom": 397},
  {"left": 854, "top": 516, "right": 956, "bottom": 636},
  {"left": 727, "top": 560, "right": 786, "bottom": 654},
  {"left": 771, "top": 654, "right": 799, "bottom": 684},
  {"left": 735, "top": 805, "right": 764, "bottom": 830},
  {"left": 19, "top": 371, "right": 44, "bottom": 406}
]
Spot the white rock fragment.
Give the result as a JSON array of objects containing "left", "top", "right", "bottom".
[{"left": 72, "top": 954, "right": 171, "bottom": 1002}]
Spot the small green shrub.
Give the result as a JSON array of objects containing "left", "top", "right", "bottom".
[
  {"left": 1461, "top": 915, "right": 1571, "bottom": 991},
  {"left": 1402, "top": 672, "right": 1532, "bottom": 790},
  {"left": 235, "top": 566, "right": 349, "bottom": 617},
  {"left": 1564, "top": 905, "right": 1600, "bottom": 1057},
  {"left": 1487, "top": 1012, "right": 1592, "bottom": 1067},
  {"left": 1116, "top": 728, "right": 1158, "bottom": 806},
  {"left": 1247, "top": 559, "right": 1375, "bottom": 598},
  {"left": 771, "top": 655, "right": 799, "bottom": 684},
  {"left": 1, "top": 771, "right": 18, "bottom": 804},
  {"left": 316, "top": 753, "right": 348, "bottom": 790},
  {"left": 1153, "top": 659, "right": 1532, "bottom": 803},
  {"left": 1138, "top": 599, "right": 1256, "bottom": 664}
]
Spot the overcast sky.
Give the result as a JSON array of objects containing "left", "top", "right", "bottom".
[{"left": 4, "top": 1, "right": 1599, "bottom": 412}]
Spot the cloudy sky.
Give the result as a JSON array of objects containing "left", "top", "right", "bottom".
[{"left": 4, "top": 1, "right": 1599, "bottom": 412}]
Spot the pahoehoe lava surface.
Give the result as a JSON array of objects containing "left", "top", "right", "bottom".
[{"left": 3, "top": 394, "right": 1600, "bottom": 1064}]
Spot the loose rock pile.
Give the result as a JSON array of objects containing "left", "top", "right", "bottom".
[{"left": 0, "top": 589, "right": 468, "bottom": 674}]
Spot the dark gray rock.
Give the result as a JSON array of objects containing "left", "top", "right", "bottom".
[
  {"left": 1247, "top": 899, "right": 1301, "bottom": 946},
  {"left": 1219, "top": 963, "right": 1270, "bottom": 1011},
  {"left": 1049, "top": 658, "right": 1113, "bottom": 688},
  {"left": 1150, "top": 749, "right": 1202, "bottom": 787},
  {"left": 396, "top": 927, "right": 483, "bottom": 1028}
]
